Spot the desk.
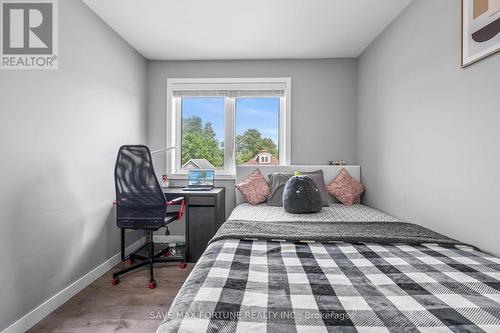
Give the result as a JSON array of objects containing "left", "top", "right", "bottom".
[{"left": 163, "top": 187, "right": 225, "bottom": 262}]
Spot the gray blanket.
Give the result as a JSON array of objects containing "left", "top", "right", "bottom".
[{"left": 211, "top": 220, "right": 469, "bottom": 247}]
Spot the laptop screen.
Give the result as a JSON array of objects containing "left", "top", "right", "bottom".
[{"left": 188, "top": 170, "right": 215, "bottom": 187}]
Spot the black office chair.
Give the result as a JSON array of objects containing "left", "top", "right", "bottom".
[{"left": 112, "top": 145, "right": 185, "bottom": 289}]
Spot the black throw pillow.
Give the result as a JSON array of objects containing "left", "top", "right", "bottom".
[
  {"left": 268, "top": 170, "right": 329, "bottom": 206},
  {"left": 283, "top": 175, "right": 323, "bottom": 214}
]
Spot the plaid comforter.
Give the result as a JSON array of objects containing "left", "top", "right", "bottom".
[{"left": 158, "top": 237, "right": 500, "bottom": 332}]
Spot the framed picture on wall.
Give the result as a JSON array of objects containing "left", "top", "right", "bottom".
[{"left": 462, "top": 0, "right": 500, "bottom": 67}]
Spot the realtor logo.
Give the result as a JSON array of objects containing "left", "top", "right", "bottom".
[{"left": 1, "top": 0, "right": 58, "bottom": 69}]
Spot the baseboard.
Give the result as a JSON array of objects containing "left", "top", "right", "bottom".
[{"left": 1, "top": 236, "right": 146, "bottom": 333}]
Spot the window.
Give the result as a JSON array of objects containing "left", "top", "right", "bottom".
[
  {"left": 259, "top": 155, "right": 270, "bottom": 164},
  {"left": 236, "top": 97, "right": 279, "bottom": 166},
  {"left": 180, "top": 97, "right": 225, "bottom": 170},
  {"left": 167, "top": 78, "right": 291, "bottom": 177}
]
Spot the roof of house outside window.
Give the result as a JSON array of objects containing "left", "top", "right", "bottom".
[
  {"left": 182, "top": 159, "right": 216, "bottom": 169},
  {"left": 243, "top": 151, "right": 279, "bottom": 165}
]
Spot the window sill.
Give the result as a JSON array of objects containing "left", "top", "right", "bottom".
[{"left": 168, "top": 173, "right": 236, "bottom": 181}]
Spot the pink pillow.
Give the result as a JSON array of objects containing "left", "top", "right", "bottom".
[
  {"left": 327, "top": 169, "right": 365, "bottom": 205},
  {"left": 235, "top": 169, "right": 270, "bottom": 205}
]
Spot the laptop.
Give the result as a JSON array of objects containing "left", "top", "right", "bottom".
[{"left": 183, "top": 169, "right": 215, "bottom": 191}]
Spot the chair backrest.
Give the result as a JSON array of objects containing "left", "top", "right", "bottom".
[{"left": 114, "top": 145, "right": 166, "bottom": 228}]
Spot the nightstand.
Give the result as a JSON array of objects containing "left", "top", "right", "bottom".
[{"left": 163, "top": 187, "right": 225, "bottom": 262}]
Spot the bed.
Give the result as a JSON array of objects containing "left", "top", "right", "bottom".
[{"left": 157, "top": 166, "right": 500, "bottom": 333}]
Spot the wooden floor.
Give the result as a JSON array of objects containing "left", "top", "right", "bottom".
[{"left": 28, "top": 261, "right": 193, "bottom": 333}]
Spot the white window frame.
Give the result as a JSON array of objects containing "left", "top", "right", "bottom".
[{"left": 166, "top": 78, "right": 291, "bottom": 178}]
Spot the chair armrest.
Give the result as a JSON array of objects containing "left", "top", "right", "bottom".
[
  {"left": 166, "top": 197, "right": 184, "bottom": 205},
  {"left": 166, "top": 197, "right": 185, "bottom": 220}
]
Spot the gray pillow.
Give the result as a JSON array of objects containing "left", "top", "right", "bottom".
[
  {"left": 267, "top": 172, "right": 293, "bottom": 206},
  {"left": 267, "top": 170, "right": 329, "bottom": 206},
  {"left": 305, "top": 171, "right": 329, "bottom": 207}
]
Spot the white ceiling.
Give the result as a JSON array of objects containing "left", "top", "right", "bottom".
[{"left": 83, "top": 0, "right": 412, "bottom": 60}]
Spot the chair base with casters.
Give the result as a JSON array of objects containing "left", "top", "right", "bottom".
[{"left": 112, "top": 229, "right": 186, "bottom": 289}]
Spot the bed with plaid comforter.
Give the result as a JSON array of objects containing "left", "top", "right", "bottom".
[{"left": 157, "top": 220, "right": 500, "bottom": 333}]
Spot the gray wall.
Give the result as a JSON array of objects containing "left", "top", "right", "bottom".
[
  {"left": 0, "top": 0, "right": 147, "bottom": 330},
  {"left": 146, "top": 59, "right": 358, "bottom": 226},
  {"left": 357, "top": 0, "right": 500, "bottom": 256}
]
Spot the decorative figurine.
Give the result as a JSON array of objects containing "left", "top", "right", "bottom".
[{"left": 161, "top": 174, "right": 170, "bottom": 188}]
